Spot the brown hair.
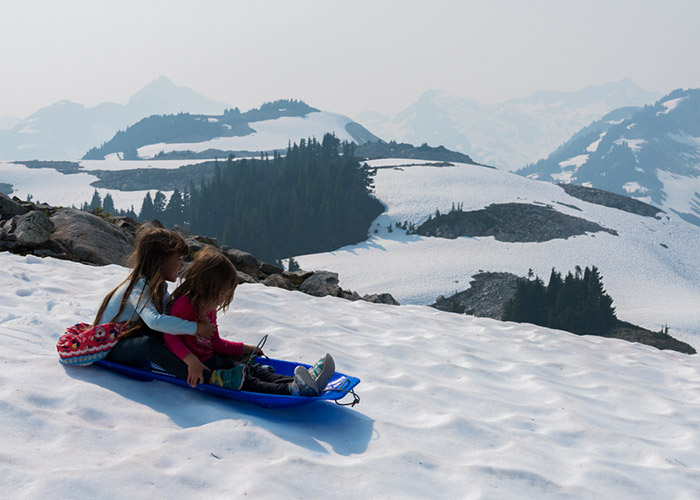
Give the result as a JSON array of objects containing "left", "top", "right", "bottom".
[
  {"left": 168, "top": 246, "right": 239, "bottom": 320},
  {"left": 94, "top": 226, "right": 189, "bottom": 336}
]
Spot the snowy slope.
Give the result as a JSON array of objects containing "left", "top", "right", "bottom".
[
  {"left": 356, "top": 80, "right": 661, "bottom": 171},
  {"left": 520, "top": 88, "right": 700, "bottom": 227},
  {"left": 1, "top": 252, "right": 699, "bottom": 500},
  {"left": 0, "top": 159, "right": 215, "bottom": 211},
  {"left": 295, "top": 160, "right": 700, "bottom": 348},
  {"left": 136, "top": 111, "right": 366, "bottom": 159}
]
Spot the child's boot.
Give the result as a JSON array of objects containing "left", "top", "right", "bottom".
[
  {"left": 308, "top": 353, "right": 335, "bottom": 392},
  {"left": 289, "top": 365, "right": 319, "bottom": 396},
  {"left": 210, "top": 364, "right": 247, "bottom": 390}
]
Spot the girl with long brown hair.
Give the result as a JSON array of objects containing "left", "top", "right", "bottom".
[
  {"left": 96, "top": 226, "right": 214, "bottom": 370},
  {"left": 163, "top": 246, "right": 335, "bottom": 396}
]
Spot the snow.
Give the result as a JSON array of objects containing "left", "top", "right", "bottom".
[
  {"left": 0, "top": 159, "right": 210, "bottom": 211},
  {"left": 667, "top": 131, "right": 700, "bottom": 149},
  {"left": 657, "top": 97, "right": 688, "bottom": 115},
  {"left": 656, "top": 170, "right": 700, "bottom": 217},
  {"left": 586, "top": 132, "right": 606, "bottom": 153},
  {"left": 558, "top": 154, "right": 589, "bottom": 168},
  {"left": 614, "top": 138, "right": 646, "bottom": 153},
  {"left": 1, "top": 251, "right": 699, "bottom": 499},
  {"left": 136, "top": 111, "right": 356, "bottom": 158},
  {"left": 296, "top": 160, "right": 700, "bottom": 349},
  {"left": 622, "top": 182, "right": 648, "bottom": 194}
]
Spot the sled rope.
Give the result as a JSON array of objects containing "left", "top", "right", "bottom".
[
  {"left": 245, "top": 334, "right": 269, "bottom": 364},
  {"left": 328, "top": 387, "right": 361, "bottom": 407}
]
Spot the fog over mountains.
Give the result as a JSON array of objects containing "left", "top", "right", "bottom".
[
  {"left": 356, "top": 79, "right": 661, "bottom": 171},
  {"left": 0, "top": 76, "right": 229, "bottom": 160},
  {"left": 519, "top": 88, "right": 700, "bottom": 226}
]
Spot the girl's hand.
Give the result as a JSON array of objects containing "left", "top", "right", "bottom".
[
  {"left": 196, "top": 321, "right": 214, "bottom": 339},
  {"left": 242, "top": 344, "right": 264, "bottom": 357},
  {"left": 183, "top": 353, "right": 210, "bottom": 387}
]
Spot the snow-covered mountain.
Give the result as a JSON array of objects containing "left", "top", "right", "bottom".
[
  {"left": 519, "top": 88, "right": 700, "bottom": 227},
  {"left": 125, "top": 108, "right": 379, "bottom": 160},
  {"left": 0, "top": 76, "right": 229, "bottom": 160},
  {"left": 2, "top": 249, "right": 700, "bottom": 499},
  {"left": 294, "top": 159, "right": 700, "bottom": 349},
  {"left": 356, "top": 79, "right": 661, "bottom": 171}
]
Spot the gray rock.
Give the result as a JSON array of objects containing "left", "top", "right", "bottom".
[
  {"left": 260, "top": 261, "right": 284, "bottom": 275},
  {"left": 298, "top": 271, "right": 341, "bottom": 297},
  {"left": 262, "top": 274, "right": 293, "bottom": 290},
  {"left": 50, "top": 208, "right": 134, "bottom": 265},
  {"left": 283, "top": 269, "right": 314, "bottom": 286},
  {"left": 236, "top": 270, "right": 258, "bottom": 284},
  {"left": 0, "top": 192, "right": 29, "bottom": 220},
  {"left": 14, "top": 211, "right": 53, "bottom": 246},
  {"left": 224, "top": 248, "right": 260, "bottom": 278},
  {"left": 341, "top": 290, "right": 362, "bottom": 301},
  {"left": 362, "top": 293, "right": 400, "bottom": 305}
]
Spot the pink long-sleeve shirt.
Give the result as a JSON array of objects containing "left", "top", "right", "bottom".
[{"left": 164, "top": 295, "right": 244, "bottom": 362}]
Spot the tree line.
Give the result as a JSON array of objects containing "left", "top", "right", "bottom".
[
  {"left": 502, "top": 266, "right": 617, "bottom": 335},
  {"left": 84, "top": 133, "right": 384, "bottom": 263}
]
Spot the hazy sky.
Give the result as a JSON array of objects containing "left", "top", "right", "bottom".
[{"left": 1, "top": 0, "right": 699, "bottom": 119}]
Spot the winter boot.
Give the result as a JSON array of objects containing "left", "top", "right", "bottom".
[
  {"left": 308, "top": 353, "right": 335, "bottom": 392},
  {"left": 289, "top": 365, "right": 319, "bottom": 396},
  {"left": 210, "top": 364, "right": 247, "bottom": 390}
]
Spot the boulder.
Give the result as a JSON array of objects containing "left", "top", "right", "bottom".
[
  {"left": 362, "top": 293, "right": 400, "bottom": 305},
  {"left": 260, "top": 261, "right": 284, "bottom": 276},
  {"left": 13, "top": 211, "right": 53, "bottom": 246},
  {"left": 224, "top": 248, "right": 260, "bottom": 278},
  {"left": 0, "top": 192, "right": 29, "bottom": 220},
  {"left": 50, "top": 208, "right": 135, "bottom": 266},
  {"left": 262, "top": 274, "right": 293, "bottom": 290},
  {"left": 283, "top": 269, "right": 314, "bottom": 286},
  {"left": 236, "top": 270, "right": 258, "bottom": 284},
  {"left": 298, "top": 271, "right": 342, "bottom": 297}
]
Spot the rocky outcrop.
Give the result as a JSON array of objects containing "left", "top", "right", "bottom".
[
  {"left": 49, "top": 208, "right": 135, "bottom": 266},
  {"left": 558, "top": 183, "right": 663, "bottom": 218},
  {"left": 432, "top": 271, "right": 694, "bottom": 355},
  {"left": 432, "top": 272, "right": 519, "bottom": 318},
  {"left": 414, "top": 203, "right": 618, "bottom": 242},
  {"left": 0, "top": 194, "right": 398, "bottom": 305}
]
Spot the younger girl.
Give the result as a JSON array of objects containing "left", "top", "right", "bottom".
[
  {"left": 96, "top": 226, "right": 214, "bottom": 371},
  {"left": 164, "top": 246, "right": 335, "bottom": 396}
]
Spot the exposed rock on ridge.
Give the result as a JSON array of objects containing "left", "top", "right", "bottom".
[{"left": 0, "top": 193, "right": 398, "bottom": 305}]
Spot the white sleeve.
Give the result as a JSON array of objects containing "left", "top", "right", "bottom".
[{"left": 128, "top": 282, "right": 197, "bottom": 335}]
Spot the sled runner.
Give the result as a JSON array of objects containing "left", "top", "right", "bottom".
[{"left": 94, "top": 357, "right": 360, "bottom": 409}]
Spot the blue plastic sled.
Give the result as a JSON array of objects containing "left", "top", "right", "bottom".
[{"left": 94, "top": 358, "right": 360, "bottom": 409}]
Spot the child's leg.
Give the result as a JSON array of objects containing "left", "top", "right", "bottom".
[{"left": 108, "top": 329, "right": 189, "bottom": 379}]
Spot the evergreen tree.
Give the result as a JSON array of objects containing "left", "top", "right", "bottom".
[
  {"left": 102, "top": 193, "right": 115, "bottom": 214},
  {"left": 89, "top": 190, "right": 102, "bottom": 210},
  {"left": 153, "top": 191, "right": 167, "bottom": 217},
  {"left": 502, "top": 266, "right": 617, "bottom": 336},
  {"left": 164, "top": 189, "right": 185, "bottom": 227},
  {"left": 139, "top": 192, "right": 156, "bottom": 221}
]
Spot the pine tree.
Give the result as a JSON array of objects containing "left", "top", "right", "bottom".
[
  {"left": 139, "top": 192, "right": 155, "bottom": 221},
  {"left": 89, "top": 190, "right": 102, "bottom": 210},
  {"left": 102, "top": 193, "right": 115, "bottom": 215}
]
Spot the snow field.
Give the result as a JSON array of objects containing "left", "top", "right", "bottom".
[
  {"left": 296, "top": 161, "right": 700, "bottom": 349},
  {"left": 1, "top": 253, "right": 699, "bottom": 499},
  {"left": 136, "top": 111, "right": 357, "bottom": 159}
]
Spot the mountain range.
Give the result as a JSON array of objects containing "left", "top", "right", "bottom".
[
  {"left": 519, "top": 88, "right": 700, "bottom": 226},
  {"left": 0, "top": 76, "right": 230, "bottom": 160},
  {"left": 356, "top": 79, "right": 662, "bottom": 170}
]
